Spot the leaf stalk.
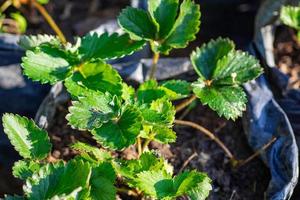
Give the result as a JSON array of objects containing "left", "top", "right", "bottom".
[
  {"left": 148, "top": 52, "right": 160, "bottom": 80},
  {"left": 31, "top": 0, "right": 66, "bottom": 44},
  {"left": 174, "top": 119, "right": 235, "bottom": 160},
  {"left": 176, "top": 94, "right": 197, "bottom": 113}
]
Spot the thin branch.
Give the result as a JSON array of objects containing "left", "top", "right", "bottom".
[
  {"left": 174, "top": 119, "right": 235, "bottom": 160},
  {"left": 137, "top": 137, "right": 142, "bottom": 157},
  {"left": 176, "top": 94, "right": 197, "bottom": 113},
  {"left": 148, "top": 52, "right": 160, "bottom": 80},
  {"left": 237, "top": 137, "right": 277, "bottom": 168},
  {"left": 179, "top": 152, "right": 198, "bottom": 173},
  {"left": 31, "top": 0, "right": 66, "bottom": 44},
  {"left": 141, "top": 138, "right": 151, "bottom": 153}
]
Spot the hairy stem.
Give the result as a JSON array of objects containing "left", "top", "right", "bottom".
[
  {"left": 174, "top": 119, "right": 235, "bottom": 160},
  {"left": 237, "top": 137, "right": 277, "bottom": 168},
  {"left": 148, "top": 52, "right": 160, "bottom": 80},
  {"left": 176, "top": 94, "right": 197, "bottom": 113},
  {"left": 142, "top": 138, "right": 151, "bottom": 153},
  {"left": 31, "top": 0, "right": 66, "bottom": 44},
  {"left": 0, "top": 0, "right": 12, "bottom": 12},
  {"left": 137, "top": 137, "right": 142, "bottom": 156}
]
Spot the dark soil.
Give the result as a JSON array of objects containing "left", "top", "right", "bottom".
[
  {"left": 23, "top": 97, "right": 270, "bottom": 200},
  {"left": 274, "top": 26, "right": 300, "bottom": 89}
]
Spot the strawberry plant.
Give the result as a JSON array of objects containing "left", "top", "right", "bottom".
[
  {"left": 280, "top": 5, "right": 300, "bottom": 41},
  {"left": 2, "top": 0, "right": 267, "bottom": 199}
]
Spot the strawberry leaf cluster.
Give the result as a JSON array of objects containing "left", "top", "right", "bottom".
[{"left": 2, "top": 0, "right": 264, "bottom": 199}]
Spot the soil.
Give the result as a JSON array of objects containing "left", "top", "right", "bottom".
[
  {"left": 10, "top": 96, "right": 269, "bottom": 200},
  {"left": 274, "top": 26, "right": 300, "bottom": 89}
]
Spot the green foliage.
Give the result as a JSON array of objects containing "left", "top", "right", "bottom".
[
  {"left": 25, "top": 160, "right": 91, "bottom": 199},
  {"left": 2, "top": 114, "right": 51, "bottom": 160},
  {"left": 280, "top": 5, "right": 300, "bottom": 40},
  {"left": 21, "top": 32, "right": 144, "bottom": 85},
  {"left": 13, "top": 160, "right": 42, "bottom": 180},
  {"left": 10, "top": 12, "right": 27, "bottom": 33},
  {"left": 79, "top": 32, "right": 145, "bottom": 60},
  {"left": 19, "top": 35, "right": 59, "bottom": 50},
  {"left": 2, "top": 1, "right": 265, "bottom": 199},
  {"left": 191, "top": 38, "right": 263, "bottom": 120},
  {"left": 92, "top": 105, "right": 142, "bottom": 150},
  {"left": 118, "top": 0, "right": 201, "bottom": 54}
]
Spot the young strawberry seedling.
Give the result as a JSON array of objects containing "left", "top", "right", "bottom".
[{"left": 2, "top": 0, "right": 268, "bottom": 199}]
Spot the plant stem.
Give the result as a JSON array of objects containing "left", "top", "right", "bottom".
[
  {"left": 0, "top": 0, "right": 12, "bottom": 13},
  {"left": 137, "top": 137, "right": 142, "bottom": 156},
  {"left": 237, "top": 137, "right": 277, "bottom": 168},
  {"left": 117, "top": 187, "right": 139, "bottom": 197},
  {"left": 142, "top": 138, "right": 151, "bottom": 153},
  {"left": 174, "top": 119, "right": 235, "bottom": 160},
  {"left": 176, "top": 94, "right": 197, "bottom": 113},
  {"left": 148, "top": 52, "right": 160, "bottom": 80},
  {"left": 31, "top": 0, "right": 66, "bottom": 44}
]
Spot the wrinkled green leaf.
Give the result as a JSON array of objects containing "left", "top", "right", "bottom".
[
  {"left": 19, "top": 35, "right": 59, "bottom": 50},
  {"left": 26, "top": 160, "right": 91, "bottom": 200},
  {"left": 212, "top": 51, "right": 263, "bottom": 85},
  {"left": 148, "top": 0, "right": 179, "bottom": 39},
  {"left": 64, "top": 61, "right": 123, "bottom": 97},
  {"left": 118, "top": 7, "right": 157, "bottom": 40},
  {"left": 2, "top": 114, "right": 52, "bottom": 160},
  {"left": 21, "top": 46, "right": 72, "bottom": 84},
  {"left": 191, "top": 38, "right": 235, "bottom": 80},
  {"left": 66, "top": 92, "right": 120, "bottom": 130},
  {"left": 90, "top": 162, "right": 116, "bottom": 200},
  {"left": 72, "top": 142, "right": 112, "bottom": 163},
  {"left": 92, "top": 105, "right": 142, "bottom": 150},
  {"left": 13, "top": 160, "right": 42, "bottom": 180},
  {"left": 137, "top": 80, "right": 166, "bottom": 104},
  {"left": 135, "top": 170, "right": 211, "bottom": 199},
  {"left": 192, "top": 82, "right": 247, "bottom": 120},
  {"left": 158, "top": 0, "right": 201, "bottom": 54},
  {"left": 161, "top": 79, "right": 191, "bottom": 100},
  {"left": 79, "top": 32, "right": 145, "bottom": 60}
]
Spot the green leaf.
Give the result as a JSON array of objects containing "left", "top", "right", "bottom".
[
  {"left": 118, "top": 7, "right": 158, "bottom": 40},
  {"left": 21, "top": 46, "right": 72, "bottom": 84},
  {"left": 192, "top": 82, "right": 247, "bottom": 120},
  {"left": 148, "top": 0, "right": 179, "bottom": 39},
  {"left": 149, "top": 98, "right": 175, "bottom": 126},
  {"left": 90, "top": 162, "right": 116, "bottom": 200},
  {"left": 153, "top": 126, "right": 176, "bottom": 144},
  {"left": 10, "top": 12, "right": 27, "bottom": 34},
  {"left": 92, "top": 105, "right": 142, "bottom": 150},
  {"left": 135, "top": 170, "right": 211, "bottom": 200},
  {"left": 19, "top": 35, "right": 59, "bottom": 50},
  {"left": 191, "top": 38, "right": 235, "bottom": 80},
  {"left": 280, "top": 6, "right": 300, "bottom": 30},
  {"left": 122, "top": 82, "right": 136, "bottom": 103},
  {"left": 137, "top": 80, "right": 166, "bottom": 104},
  {"left": 13, "top": 160, "right": 42, "bottom": 180},
  {"left": 79, "top": 32, "right": 145, "bottom": 61},
  {"left": 158, "top": 0, "right": 201, "bottom": 54},
  {"left": 118, "top": 151, "right": 173, "bottom": 181},
  {"left": 187, "top": 175, "right": 212, "bottom": 200},
  {"left": 2, "top": 114, "right": 52, "bottom": 160},
  {"left": 64, "top": 61, "right": 123, "bottom": 97},
  {"left": 161, "top": 79, "right": 192, "bottom": 100},
  {"left": 72, "top": 142, "right": 112, "bottom": 163},
  {"left": 212, "top": 51, "right": 263, "bottom": 85},
  {"left": 66, "top": 92, "right": 121, "bottom": 130},
  {"left": 27, "top": 160, "right": 91, "bottom": 200}
]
